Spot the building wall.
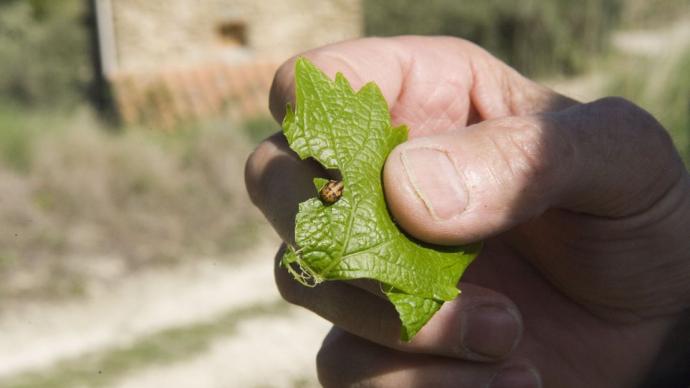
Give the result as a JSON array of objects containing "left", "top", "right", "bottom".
[{"left": 110, "top": 0, "right": 362, "bottom": 74}]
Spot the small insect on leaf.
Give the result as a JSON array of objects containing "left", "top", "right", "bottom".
[
  {"left": 282, "top": 58, "right": 481, "bottom": 341},
  {"left": 318, "top": 180, "right": 344, "bottom": 205}
]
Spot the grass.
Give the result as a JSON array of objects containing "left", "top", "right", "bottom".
[
  {"left": 0, "top": 101, "right": 71, "bottom": 172},
  {"left": 0, "top": 107, "right": 268, "bottom": 301},
  {"left": 0, "top": 0, "right": 90, "bottom": 108},
  {"left": 0, "top": 300, "right": 291, "bottom": 388},
  {"left": 0, "top": 106, "right": 33, "bottom": 172},
  {"left": 606, "top": 44, "right": 690, "bottom": 167}
]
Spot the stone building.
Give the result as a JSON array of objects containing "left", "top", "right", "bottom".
[{"left": 93, "top": 0, "right": 362, "bottom": 127}]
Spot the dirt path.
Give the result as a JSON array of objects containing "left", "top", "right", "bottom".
[
  {"left": 114, "top": 311, "right": 329, "bottom": 388},
  {"left": 0, "top": 236, "right": 330, "bottom": 387}
]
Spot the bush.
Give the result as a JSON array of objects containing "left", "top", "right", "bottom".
[
  {"left": 364, "top": 0, "right": 623, "bottom": 76},
  {"left": 0, "top": 112, "right": 265, "bottom": 299},
  {"left": 0, "top": 0, "right": 91, "bottom": 108}
]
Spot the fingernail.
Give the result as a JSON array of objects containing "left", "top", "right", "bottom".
[
  {"left": 400, "top": 147, "right": 467, "bottom": 220},
  {"left": 461, "top": 305, "right": 521, "bottom": 359},
  {"left": 489, "top": 366, "right": 541, "bottom": 388}
]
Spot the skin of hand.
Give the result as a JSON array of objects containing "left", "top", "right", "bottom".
[{"left": 244, "top": 36, "right": 690, "bottom": 388}]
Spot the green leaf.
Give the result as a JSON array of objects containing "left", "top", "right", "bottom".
[{"left": 282, "top": 58, "right": 480, "bottom": 341}]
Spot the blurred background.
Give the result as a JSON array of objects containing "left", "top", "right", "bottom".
[{"left": 0, "top": 0, "right": 688, "bottom": 387}]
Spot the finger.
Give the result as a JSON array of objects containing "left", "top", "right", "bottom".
[
  {"left": 383, "top": 97, "right": 688, "bottom": 245},
  {"left": 269, "top": 38, "right": 405, "bottom": 123},
  {"left": 245, "top": 132, "right": 327, "bottom": 243},
  {"left": 275, "top": 246, "right": 522, "bottom": 361},
  {"left": 251, "top": 36, "right": 577, "bottom": 242},
  {"left": 269, "top": 36, "right": 575, "bottom": 137},
  {"left": 317, "top": 327, "right": 541, "bottom": 388}
]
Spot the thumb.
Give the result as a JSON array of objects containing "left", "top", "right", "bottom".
[{"left": 383, "top": 97, "right": 687, "bottom": 245}]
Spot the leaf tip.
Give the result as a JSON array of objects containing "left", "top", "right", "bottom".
[
  {"left": 294, "top": 56, "right": 311, "bottom": 70},
  {"left": 334, "top": 72, "right": 354, "bottom": 93}
]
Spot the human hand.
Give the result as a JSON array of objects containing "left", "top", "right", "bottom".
[{"left": 245, "top": 36, "right": 690, "bottom": 387}]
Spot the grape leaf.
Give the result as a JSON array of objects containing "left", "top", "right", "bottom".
[{"left": 282, "top": 58, "right": 481, "bottom": 341}]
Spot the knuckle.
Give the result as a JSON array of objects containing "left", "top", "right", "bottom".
[
  {"left": 243, "top": 136, "right": 279, "bottom": 206},
  {"left": 492, "top": 117, "right": 559, "bottom": 184},
  {"left": 243, "top": 152, "right": 261, "bottom": 206},
  {"left": 594, "top": 96, "right": 663, "bottom": 136},
  {"left": 484, "top": 116, "right": 575, "bottom": 205},
  {"left": 596, "top": 96, "right": 638, "bottom": 114},
  {"left": 507, "top": 119, "right": 550, "bottom": 178},
  {"left": 593, "top": 96, "right": 676, "bottom": 159}
]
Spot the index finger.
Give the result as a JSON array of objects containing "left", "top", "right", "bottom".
[
  {"left": 268, "top": 36, "right": 574, "bottom": 138},
  {"left": 268, "top": 37, "right": 406, "bottom": 123}
]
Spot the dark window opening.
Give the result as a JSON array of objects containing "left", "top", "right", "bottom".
[{"left": 216, "top": 21, "right": 247, "bottom": 47}]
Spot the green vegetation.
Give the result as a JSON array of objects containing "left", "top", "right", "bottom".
[
  {"left": 241, "top": 115, "right": 281, "bottom": 144},
  {"left": 0, "top": 109, "right": 264, "bottom": 300},
  {"left": 364, "top": 0, "right": 623, "bottom": 76},
  {"left": 0, "top": 103, "right": 39, "bottom": 172},
  {"left": 0, "top": 0, "right": 90, "bottom": 108},
  {"left": 607, "top": 46, "right": 690, "bottom": 167},
  {"left": 282, "top": 59, "right": 480, "bottom": 340}
]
